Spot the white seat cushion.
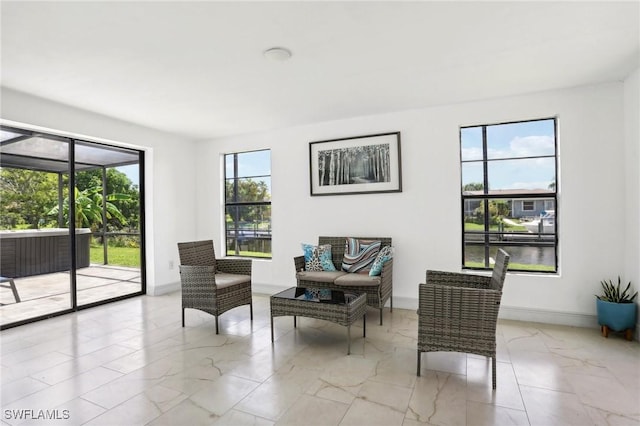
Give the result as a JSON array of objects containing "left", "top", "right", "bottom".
[
  {"left": 335, "top": 273, "right": 381, "bottom": 287},
  {"left": 215, "top": 273, "right": 251, "bottom": 289},
  {"left": 296, "top": 271, "right": 347, "bottom": 283}
]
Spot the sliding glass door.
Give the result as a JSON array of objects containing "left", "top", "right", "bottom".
[
  {"left": 0, "top": 126, "right": 145, "bottom": 329},
  {"left": 0, "top": 132, "right": 73, "bottom": 324},
  {"left": 73, "top": 141, "right": 144, "bottom": 307}
]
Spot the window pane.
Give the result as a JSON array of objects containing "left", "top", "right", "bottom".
[
  {"left": 460, "top": 126, "right": 483, "bottom": 161},
  {"left": 225, "top": 205, "right": 271, "bottom": 257},
  {"left": 225, "top": 155, "right": 234, "bottom": 179},
  {"left": 463, "top": 198, "right": 483, "bottom": 231},
  {"left": 461, "top": 162, "right": 484, "bottom": 192},
  {"left": 237, "top": 150, "right": 271, "bottom": 178},
  {"left": 226, "top": 205, "right": 268, "bottom": 231},
  {"left": 463, "top": 198, "right": 524, "bottom": 234},
  {"left": 464, "top": 198, "right": 556, "bottom": 230},
  {"left": 464, "top": 243, "right": 487, "bottom": 268},
  {"left": 225, "top": 177, "right": 271, "bottom": 202},
  {"left": 464, "top": 244, "right": 556, "bottom": 272},
  {"left": 487, "top": 158, "right": 555, "bottom": 192},
  {"left": 486, "top": 119, "right": 555, "bottom": 160}
]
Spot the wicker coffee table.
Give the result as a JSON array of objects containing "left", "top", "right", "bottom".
[{"left": 270, "top": 287, "right": 367, "bottom": 354}]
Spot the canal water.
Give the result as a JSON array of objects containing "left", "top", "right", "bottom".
[{"left": 465, "top": 245, "right": 556, "bottom": 268}]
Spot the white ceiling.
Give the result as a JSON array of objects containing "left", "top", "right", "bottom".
[{"left": 1, "top": 1, "right": 639, "bottom": 141}]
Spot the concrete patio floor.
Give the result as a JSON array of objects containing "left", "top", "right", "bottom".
[{"left": 0, "top": 265, "right": 142, "bottom": 327}]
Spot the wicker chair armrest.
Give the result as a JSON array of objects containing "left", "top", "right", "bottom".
[
  {"left": 426, "top": 270, "right": 492, "bottom": 289},
  {"left": 294, "top": 255, "right": 306, "bottom": 273},
  {"left": 216, "top": 258, "right": 252, "bottom": 276}
]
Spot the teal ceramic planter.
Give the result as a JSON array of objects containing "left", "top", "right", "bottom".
[{"left": 596, "top": 299, "right": 637, "bottom": 332}]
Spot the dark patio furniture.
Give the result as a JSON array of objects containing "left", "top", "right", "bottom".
[
  {"left": 294, "top": 236, "right": 393, "bottom": 325},
  {"left": 0, "top": 276, "right": 21, "bottom": 303},
  {"left": 417, "top": 249, "right": 510, "bottom": 389},
  {"left": 177, "top": 240, "right": 252, "bottom": 334},
  {"left": 0, "top": 228, "right": 91, "bottom": 278},
  {"left": 270, "top": 287, "right": 367, "bottom": 355}
]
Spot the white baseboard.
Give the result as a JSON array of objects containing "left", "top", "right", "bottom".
[
  {"left": 388, "top": 295, "right": 418, "bottom": 311},
  {"left": 391, "top": 296, "right": 623, "bottom": 331},
  {"left": 381, "top": 297, "right": 596, "bottom": 326},
  {"left": 498, "top": 305, "right": 597, "bottom": 328},
  {"left": 149, "top": 281, "right": 180, "bottom": 296},
  {"left": 388, "top": 297, "right": 638, "bottom": 341}
]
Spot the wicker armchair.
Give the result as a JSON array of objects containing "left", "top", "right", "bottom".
[
  {"left": 177, "top": 240, "right": 252, "bottom": 334},
  {"left": 417, "top": 249, "right": 510, "bottom": 389}
]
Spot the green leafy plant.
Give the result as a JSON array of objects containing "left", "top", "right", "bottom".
[
  {"left": 48, "top": 186, "right": 131, "bottom": 229},
  {"left": 596, "top": 277, "right": 638, "bottom": 303}
]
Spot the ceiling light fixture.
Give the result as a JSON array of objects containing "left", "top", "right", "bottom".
[{"left": 263, "top": 47, "right": 292, "bottom": 62}]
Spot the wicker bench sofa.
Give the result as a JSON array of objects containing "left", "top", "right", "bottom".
[{"left": 294, "top": 236, "right": 393, "bottom": 325}]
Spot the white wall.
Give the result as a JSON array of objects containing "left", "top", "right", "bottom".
[
  {"left": 623, "top": 68, "right": 640, "bottom": 338},
  {"left": 2, "top": 80, "right": 634, "bottom": 328},
  {"left": 198, "top": 82, "right": 630, "bottom": 326},
  {"left": 0, "top": 87, "right": 196, "bottom": 295}
]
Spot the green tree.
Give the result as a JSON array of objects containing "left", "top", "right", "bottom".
[
  {"left": 0, "top": 169, "right": 58, "bottom": 229},
  {"left": 47, "top": 186, "right": 131, "bottom": 229},
  {"left": 463, "top": 182, "right": 484, "bottom": 191},
  {"left": 474, "top": 200, "right": 511, "bottom": 225},
  {"left": 225, "top": 179, "right": 270, "bottom": 224},
  {"left": 74, "top": 168, "right": 139, "bottom": 230}
]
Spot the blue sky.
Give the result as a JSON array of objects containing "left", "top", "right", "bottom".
[
  {"left": 224, "top": 150, "right": 272, "bottom": 194},
  {"left": 225, "top": 150, "right": 271, "bottom": 179},
  {"left": 461, "top": 119, "right": 556, "bottom": 190},
  {"left": 116, "top": 164, "right": 140, "bottom": 187}
]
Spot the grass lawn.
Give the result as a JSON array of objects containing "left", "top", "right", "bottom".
[
  {"left": 226, "top": 251, "right": 271, "bottom": 258},
  {"left": 464, "top": 261, "right": 555, "bottom": 272},
  {"left": 465, "top": 222, "right": 527, "bottom": 232},
  {"left": 90, "top": 245, "right": 140, "bottom": 267}
]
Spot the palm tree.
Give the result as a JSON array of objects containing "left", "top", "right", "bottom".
[{"left": 48, "top": 186, "right": 130, "bottom": 229}]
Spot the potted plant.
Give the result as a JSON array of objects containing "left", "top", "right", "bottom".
[{"left": 596, "top": 276, "right": 637, "bottom": 341}]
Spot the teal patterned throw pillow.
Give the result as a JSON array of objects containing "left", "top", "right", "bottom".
[
  {"left": 301, "top": 243, "right": 337, "bottom": 271},
  {"left": 369, "top": 245, "right": 394, "bottom": 276}
]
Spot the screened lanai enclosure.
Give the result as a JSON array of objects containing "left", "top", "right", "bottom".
[{"left": 0, "top": 125, "right": 145, "bottom": 329}]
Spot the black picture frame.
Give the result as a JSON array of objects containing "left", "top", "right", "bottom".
[{"left": 309, "top": 132, "right": 402, "bottom": 196}]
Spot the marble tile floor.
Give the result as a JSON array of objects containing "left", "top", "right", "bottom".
[{"left": 1, "top": 291, "right": 638, "bottom": 426}]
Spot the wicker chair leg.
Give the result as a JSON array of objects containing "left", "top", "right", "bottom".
[
  {"left": 379, "top": 308, "right": 383, "bottom": 325},
  {"left": 250, "top": 302, "right": 254, "bottom": 321},
  {"left": 182, "top": 308, "right": 185, "bottom": 327},
  {"left": 390, "top": 294, "right": 393, "bottom": 312},
  {"left": 492, "top": 357, "right": 497, "bottom": 389},
  {"left": 417, "top": 350, "right": 421, "bottom": 376},
  {"left": 215, "top": 317, "right": 219, "bottom": 335}
]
